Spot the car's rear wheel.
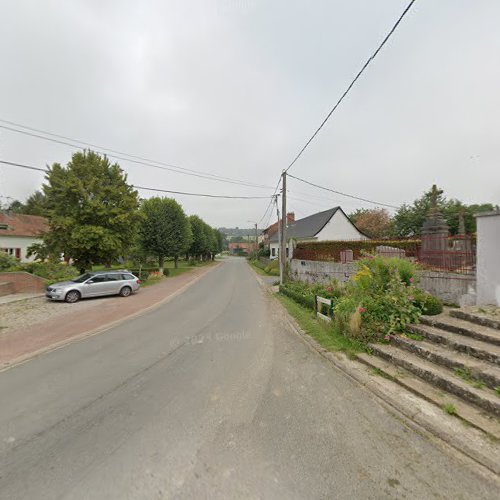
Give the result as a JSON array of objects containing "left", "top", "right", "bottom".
[
  {"left": 65, "top": 290, "right": 81, "bottom": 303},
  {"left": 119, "top": 286, "right": 132, "bottom": 297}
]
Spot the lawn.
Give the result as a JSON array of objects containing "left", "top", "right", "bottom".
[{"left": 275, "top": 292, "right": 367, "bottom": 358}]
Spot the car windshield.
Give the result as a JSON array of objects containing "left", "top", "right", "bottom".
[{"left": 71, "top": 273, "right": 93, "bottom": 283}]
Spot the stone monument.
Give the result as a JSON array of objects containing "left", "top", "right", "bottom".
[{"left": 420, "top": 185, "right": 450, "bottom": 268}]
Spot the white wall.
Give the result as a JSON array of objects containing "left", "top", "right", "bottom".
[
  {"left": 0, "top": 236, "right": 41, "bottom": 262},
  {"left": 476, "top": 212, "right": 500, "bottom": 306},
  {"left": 316, "top": 210, "right": 368, "bottom": 241}
]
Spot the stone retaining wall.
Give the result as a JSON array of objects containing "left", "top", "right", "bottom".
[{"left": 290, "top": 259, "right": 475, "bottom": 305}]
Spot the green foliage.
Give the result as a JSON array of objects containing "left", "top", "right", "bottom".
[
  {"left": 258, "top": 246, "right": 270, "bottom": 258},
  {"left": 7, "top": 191, "right": 48, "bottom": 216},
  {"left": 0, "top": 252, "right": 19, "bottom": 271},
  {"left": 20, "top": 261, "right": 79, "bottom": 283},
  {"left": 276, "top": 293, "right": 367, "bottom": 357},
  {"left": 333, "top": 257, "right": 422, "bottom": 341},
  {"left": 413, "top": 290, "right": 443, "bottom": 316},
  {"left": 442, "top": 403, "right": 457, "bottom": 416},
  {"left": 31, "top": 151, "right": 142, "bottom": 272},
  {"left": 140, "top": 197, "right": 192, "bottom": 270},
  {"left": 279, "top": 280, "right": 344, "bottom": 311},
  {"left": 294, "top": 239, "right": 419, "bottom": 262},
  {"left": 391, "top": 187, "right": 497, "bottom": 237}
]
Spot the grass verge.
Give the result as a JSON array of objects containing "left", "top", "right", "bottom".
[{"left": 275, "top": 292, "right": 367, "bottom": 358}]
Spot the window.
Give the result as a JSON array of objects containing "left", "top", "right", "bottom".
[
  {"left": 271, "top": 247, "right": 275, "bottom": 256},
  {"left": 122, "top": 274, "right": 135, "bottom": 280},
  {"left": 0, "top": 224, "right": 9, "bottom": 230},
  {"left": 90, "top": 275, "right": 107, "bottom": 283},
  {"left": 106, "top": 273, "right": 122, "bottom": 281}
]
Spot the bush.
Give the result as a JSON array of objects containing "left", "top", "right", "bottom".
[
  {"left": 0, "top": 252, "right": 20, "bottom": 271},
  {"left": 162, "top": 268, "right": 170, "bottom": 277},
  {"left": 258, "top": 246, "right": 270, "bottom": 258},
  {"left": 280, "top": 280, "right": 344, "bottom": 311},
  {"left": 264, "top": 260, "right": 280, "bottom": 276},
  {"left": 21, "top": 261, "right": 79, "bottom": 283},
  {"left": 422, "top": 294, "right": 443, "bottom": 315},
  {"left": 333, "top": 257, "right": 422, "bottom": 341}
]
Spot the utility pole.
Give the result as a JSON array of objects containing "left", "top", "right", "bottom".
[
  {"left": 276, "top": 195, "right": 282, "bottom": 285},
  {"left": 254, "top": 223, "right": 258, "bottom": 250},
  {"left": 280, "top": 171, "right": 287, "bottom": 284}
]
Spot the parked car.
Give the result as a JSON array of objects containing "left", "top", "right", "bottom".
[{"left": 46, "top": 270, "right": 140, "bottom": 303}]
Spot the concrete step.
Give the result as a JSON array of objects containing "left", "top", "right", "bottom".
[
  {"left": 450, "top": 309, "right": 500, "bottom": 331},
  {"left": 357, "top": 352, "right": 500, "bottom": 440},
  {"left": 0, "top": 282, "right": 14, "bottom": 298},
  {"left": 368, "top": 343, "right": 500, "bottom": 417},
  {"left": 408, "top": 323, "right": 500, "bottom": 366},
  {"left": 390, "top": 335, "right": 500, "bottom": 390},
  {"left": 420, "top": 314, "right": 500, "bottom": 346}
]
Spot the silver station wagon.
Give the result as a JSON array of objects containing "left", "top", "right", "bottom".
[{"left": 46, "top": 270, "right": 141, "bottom": 303}]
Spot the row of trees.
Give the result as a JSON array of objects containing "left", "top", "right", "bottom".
[
  {"left": 349, "top": 188, "right": 497, "bottom": 239},
  {"left": 14, "top": 151, "right": 222, "bottom": 273}
]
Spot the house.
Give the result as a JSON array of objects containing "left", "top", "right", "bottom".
[
  {"left": 0, "top": 212, "right": 48, "bottom": 262},
  {"left": 261, "top": 212, "right": 295, "bottom": 245},
  {"left": 268, "top": 207, "right": 368, "bottom": 259},
  {"left": 228, "top": 242, "right": 257, "bottom": 255}
]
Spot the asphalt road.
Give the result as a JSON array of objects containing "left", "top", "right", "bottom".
[{"left": 0, "top": 258, "right": 497, "bottom": 499}]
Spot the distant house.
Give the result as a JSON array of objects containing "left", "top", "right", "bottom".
[
  {"left": 268, "top": 207, "right": 368, "bottom": 259},
  {"left": 228, "top": 242, "right": 257, "bottom": 255},
  {"left": 0, "top": 212, "right": 48, "bottom": 262},
  {"left": 261, "top": 212, "right": 295, "bottom": 245}
]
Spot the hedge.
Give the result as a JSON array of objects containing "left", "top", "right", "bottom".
[
  {"left": 293, "top": 239, "right": 420, "bottom": 262},
  {"left": 279, "top": 284, "right": 316, "bottom": 310}
]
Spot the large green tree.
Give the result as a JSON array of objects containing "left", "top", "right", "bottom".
[
  {"left": 391, "top": 187, "right": 497, "bottom": 237},
  {"left": 8, "top": 191, "right": 48, "bottom": 216},
  {"left": 30, "top": 150, "right": 141, "bottom": 272},
  {"left": 188, "top": 215, "right": 212, "bottom": 260},
  {"left": 140, "top": 197, "right": 192, "bottom": 271},
  {"left": 349, "top": 208, "right": 393, "bottom": 239}
]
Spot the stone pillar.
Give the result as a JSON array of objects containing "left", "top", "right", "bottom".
[
  {"left": 476, "top": 210, "right": 500, "bottom": 306},
  {"left": 420, "top": 185, "right": 449, "bottom": 268}
]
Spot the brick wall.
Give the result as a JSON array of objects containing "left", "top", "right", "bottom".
[{"left": 0, "top": 272, "right": 47, "bottom": 294}]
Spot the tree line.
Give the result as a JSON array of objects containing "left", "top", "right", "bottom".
[{"left": 9, "top": 151, "right": 223, "bottom": 273}]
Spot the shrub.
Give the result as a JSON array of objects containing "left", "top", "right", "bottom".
[
  {"left": 417, "top": 292, "right": 443, "bottom": 316},
  {"left": 162, "top": 268, "right": 170, "bottom": 277},
  {"left": 20, "top": 261, "right": 79, "bottom": 283},
  {"left": 265, "top": 260, "right": 280, "bottom": 276},
  {"left": 0, "top": 252, "right": 20, "bottom": 271},
  {"left": 258, "top": 246, "right": 270, "bottom": 258},
  {"left": 334, "top": 258, "right": 421, "bottom": 341}
]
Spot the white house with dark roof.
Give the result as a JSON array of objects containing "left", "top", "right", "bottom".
[
  {"left": 0, "top": 212, "right": 48, "bottom": 262},
  {"left": 268, "top": 207, "right": 368, "bottom": 259}
]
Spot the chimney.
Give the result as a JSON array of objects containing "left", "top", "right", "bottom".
[{"left": 287, "top": 212, "right": 295, "bottom": 223}]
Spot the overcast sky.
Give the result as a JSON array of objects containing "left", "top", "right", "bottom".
[{"left": 1, "top": 0, "right": 499, "bottom": 228}]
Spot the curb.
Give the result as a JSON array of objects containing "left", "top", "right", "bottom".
[
  {"left": 0, "top": 262, "right": 220, "bottom": 373},
  {"left": 251, "top": 271, "right": 500, "bottom": 480}
]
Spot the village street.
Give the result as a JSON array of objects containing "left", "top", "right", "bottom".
[{"left": 0, "top": 258, "right": 497, "bottom": 499}]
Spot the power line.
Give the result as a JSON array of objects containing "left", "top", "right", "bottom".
[
  {"left": 0, "top": 121, "right": 273, "bottom": 190},
  {"left": 258, "top": 177, "right": 282, "bottom": 226},
  {"left": 287, "top": 173, "right": 399, "bottom": 209},
  {"left": 0, "top": 160, "right": 273, "bottom": 200},
  {"left": 284, "top": 0, "right": 417, "bottom": 173}
]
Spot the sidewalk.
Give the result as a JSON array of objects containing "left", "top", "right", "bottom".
[{"left": 0, "top": 263, "right": 218, "bottom": 369}]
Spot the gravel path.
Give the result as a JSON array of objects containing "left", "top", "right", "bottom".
[{"left": 0, "top": 296, "right": 111, "bottom": 331}]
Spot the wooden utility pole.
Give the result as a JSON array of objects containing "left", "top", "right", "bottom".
[
  {"left": 276, "top": 196, "right": 282, "bottom": 285},
  {"left": 280, "top": 171, "right": 287, "bottom": 285},
  {"left": 254, "top": 223, "right": 258, "bottom": 250}
]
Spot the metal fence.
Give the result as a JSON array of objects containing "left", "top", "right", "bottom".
[{"left": 293, "top": 235, "right": 476, "bottom": 275}]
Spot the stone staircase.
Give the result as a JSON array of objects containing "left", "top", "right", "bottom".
[{"left": 357, "top": 309, "right": 500, "bottom": 439}]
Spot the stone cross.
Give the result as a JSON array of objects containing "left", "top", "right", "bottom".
[
  {"left": 429, "top": 184, "right": 443, "bottom": 215},
  {"left": 458, "top": 208, "right": 466, "bottom": 235}
]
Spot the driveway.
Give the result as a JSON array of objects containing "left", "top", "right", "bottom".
[{"left": 0, "top": 258, "right": 497, "bottom": 499}]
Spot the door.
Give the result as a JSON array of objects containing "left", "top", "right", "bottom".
[
  {"left": 105, "top": 273, "right": 124, "bottom": 294},
  {"left": 83, "top": 274, "right": 109, "bottom": 297}
]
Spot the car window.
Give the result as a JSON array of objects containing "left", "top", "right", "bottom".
[
  {"left": 106, "top": 274, "right": 122, "bottom": 281},
  {"left": 90, "top": 275, "right": 107, "bottom": 283},
  {"left": 122, "top": 274, "right": 135, "bottom": 280},
  {"left": 72, "top": 273, "right": 93, "bottom": 283}
]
